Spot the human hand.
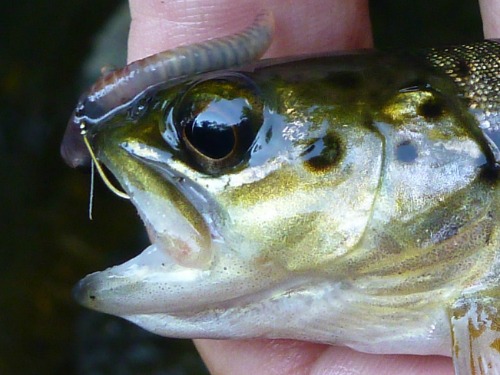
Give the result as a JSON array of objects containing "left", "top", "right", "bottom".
[
  {"left": 126, "top": 1, "right": 499, "bottom": 374},
  {"left": 481, "top": 0, "right": 500, "bottom": 38},
  {"left": 127, "top": 0, "right": 371, "bottom": 63}
]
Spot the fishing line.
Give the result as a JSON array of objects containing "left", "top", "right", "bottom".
[
  {"left": 89, "top": 160, "right": 95, "bottom": 220},
  {"left": 81, "top": 123, "right": 130, "bottom": 200}
]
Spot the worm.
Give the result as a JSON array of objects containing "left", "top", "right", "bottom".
[{"left": 61, "top": 10, "right": 275, "bottom": 167}]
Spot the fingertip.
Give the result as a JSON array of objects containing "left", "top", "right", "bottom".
[
  {"left": 194, "top": 339, "right": 329, "bottom": 375},
  {"left": 127, "top": 0, "right": 372, "bottom": 62},
  {"left": 480, "top": 0, "right": 500, "bottom": 38}
]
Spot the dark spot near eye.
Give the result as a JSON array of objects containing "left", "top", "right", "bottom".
[
  {"left": 396, "top": 140, "right": 418, "bottom": 163},
  {"left": 363, "top": 117, "right": 375, "bottom": 130},
  {"left": 456, "top": 60, "right": 470, "bottom": 78},
  {"left": 417, "top": 97, "right": 445, "bottom": 119},
  {"left": 303, "top": 133, "right": 342, "bottom": 172},
  {"left": 89, "top": 295, "right": 96, "bottom": 301},
  {"left": 479, "top": 165, "right": 500, "bottom": 185},
  {"left": 327, "top": 72, "right": 362, "bottom": 89}
]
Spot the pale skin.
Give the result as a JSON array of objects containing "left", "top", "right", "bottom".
[{"left": 127, "top": 1, "right": 500, "bottom": 374}]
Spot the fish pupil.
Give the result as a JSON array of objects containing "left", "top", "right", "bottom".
[
  {"left": 181, "top": 97, "right": 254, "bottom": 160},
  {"left": 184, "top": 112, "right": 237, "bottom": 159}
]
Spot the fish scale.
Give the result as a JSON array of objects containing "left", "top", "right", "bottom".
[{"left": 427, "top": 40, "right": 500, "bottom": 115}]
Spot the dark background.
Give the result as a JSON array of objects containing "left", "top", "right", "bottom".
[{"left": 0, "top": 1, "right": 482, "bottom": 374}]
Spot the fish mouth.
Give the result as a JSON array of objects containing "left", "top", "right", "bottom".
[
  {"left": 119, "top": 140, "right": 228, "bottom": 269},
  {"left": 72, "top": 240, "right": 296, "bottom": 339},
  {"left": 72, "top": 140, "right": 289, "bottom": 330},
  {"left": 71, "top": 193, "right": 277, "bottom": 320},
  {"left": 73, "top": 238, "right": 318, "bottom": 340},
  {"left": 72, "top": 243, "right": 243, "bottom": 316}
]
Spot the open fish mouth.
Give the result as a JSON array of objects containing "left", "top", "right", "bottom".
[
  {"left": 72, "top": 243, "right": 266, "bottom": 317},
  {"left": 71, "top": 142, "right": 294, "bottom": 335}
]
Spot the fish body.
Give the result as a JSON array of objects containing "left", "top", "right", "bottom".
[{"left": 63, "top": 14, "right": 500, "bottom": 374}]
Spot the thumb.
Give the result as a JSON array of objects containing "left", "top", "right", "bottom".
[{"left": 127, "top": 0, "right": 372, "bottom": 62}]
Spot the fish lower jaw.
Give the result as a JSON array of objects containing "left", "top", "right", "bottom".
[
  {"left": 73, "top": 244, "right": 452, "bottom": 356},
  {"left": 120, "top": 314, "right": 450, "bottom": 358},
  {"left": 73, "top": 242, "right": 288, "bottom": 316},
  {"left": 119, "top": 279, "right": 451, "bottom": 357}
]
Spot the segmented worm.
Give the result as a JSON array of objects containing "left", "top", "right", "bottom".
[{"left": 61, "top": 10, "right": 275, "bottom": 167}]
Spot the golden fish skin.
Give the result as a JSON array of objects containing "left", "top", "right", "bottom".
[{"left": 66, "top": 38, "right": 500, "bottom": 375}]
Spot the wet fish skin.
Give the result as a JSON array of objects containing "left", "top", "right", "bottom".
[{"left": 69, "top": 41, "right": 499, "bottom": 375}]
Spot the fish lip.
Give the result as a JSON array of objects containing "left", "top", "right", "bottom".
[{"left": 73, "top": 141, "right": 265, "bottom": 317}]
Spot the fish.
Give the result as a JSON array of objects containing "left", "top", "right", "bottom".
[{"left": 61, "top": 11, "right": 500, "bottom": 375}]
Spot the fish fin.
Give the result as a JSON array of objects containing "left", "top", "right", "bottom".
[{"left": 450, "top": 295, "right": 500, "bottom": 374}]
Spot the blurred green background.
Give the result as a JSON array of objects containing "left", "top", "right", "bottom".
[{"left": 0, "top": 1, "right": 483, "bottom": 374}]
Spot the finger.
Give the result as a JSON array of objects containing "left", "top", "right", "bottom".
[
  {"left": 127, "top": 0, "right": 372, "bottom": 62},
  {"left": 479, "top": 0, "right": 500, "bottom": 38},
  {"left": 195, "top": 339, "right": 329, "bottom": 375},
  {"left": 195, "top": 339, "right": 454, "bottom": 375}
]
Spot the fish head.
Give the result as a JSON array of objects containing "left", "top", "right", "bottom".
[
  {"left": 72, "top": 66, "right": 385, "bottom": 338},
  {"left": 70, "top": 51, "right": 495, "bottom": 348}
]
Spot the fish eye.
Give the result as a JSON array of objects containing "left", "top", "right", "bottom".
[{"left": 172, "top": 75, "right": 264, "bottom": 175}]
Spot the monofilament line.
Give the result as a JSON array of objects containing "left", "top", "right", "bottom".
[{"left": 81, "top": 125, "right": 130, "bottom": 200}]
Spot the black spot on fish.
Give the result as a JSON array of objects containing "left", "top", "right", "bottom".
[
  {"left": 456, "top": 59, "right": 470, "bottom": 78},
  {"left": 302, "top": 133, "right": 342, "bottom": 172},
  {"left": 479, "top": 164, "right": 500, "bottom": 185},
  {"left": 396, "top": 140, "right": 418, "bottom": 163},
  {"left": 417, "top": 96, "right": 445, "bottom": 119},
  {"left": 265, "top": 127, "right": 273, "bottom": 143}
]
